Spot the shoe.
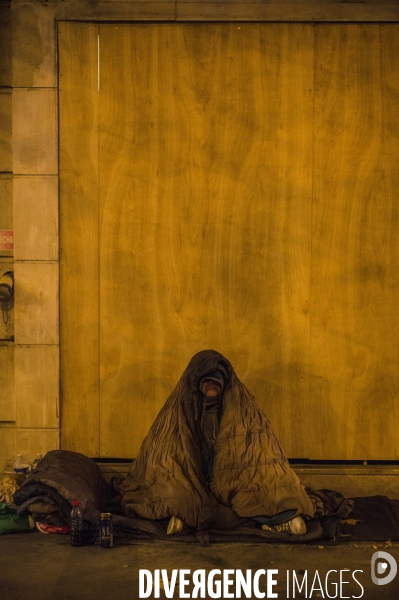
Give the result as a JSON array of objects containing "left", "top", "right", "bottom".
[
  {"left": 167, "top": 516, "right": 185, "bottom": 535},
  {"left": 262, "top": 515, "right": 306, "bottom": 535}
]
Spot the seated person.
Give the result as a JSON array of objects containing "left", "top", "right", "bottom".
[{"left": 120, "top": 350, "right": 348, "bottom": 536}]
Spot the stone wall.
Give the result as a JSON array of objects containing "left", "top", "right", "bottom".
[{"left": 0, "top": 0, "right": 59, "bottom": 471}]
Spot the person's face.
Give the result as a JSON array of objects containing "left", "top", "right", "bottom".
[{"left": 200, "top": 378, "right": 222, "bottom": 398}]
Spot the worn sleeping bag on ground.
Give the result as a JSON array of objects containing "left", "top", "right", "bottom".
[
  {"left": 120, "top": 350, "right": 352, "bottom": 533},
  {"left": 13, "top": 450, "right": 119, "bottom": 527}
]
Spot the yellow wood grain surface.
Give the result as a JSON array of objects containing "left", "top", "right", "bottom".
[
  {"left": 311, "top": 24, "right": 399, "bottom": 459},
  {"left": 97, "top": 24, "right": 314, "bottom": 457},
  {"left": 176, "top": 3, "right": 399, "bottom": 22},
  {"left": 59, "top": 23, "right": 100, "bottom": 456},
  {"left": 59, "top": 22, "right": 399, "bottom": 459},
  {"left": 52, "top": 2, "right": 399, "bottom": 23}
]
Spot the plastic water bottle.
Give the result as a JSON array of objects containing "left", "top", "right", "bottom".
[
  {"left": 13, "top": 454, "right": 30, "bottom": 483},
  {"left": 70, "top": 500, "right": 84, "bottom": 547}
]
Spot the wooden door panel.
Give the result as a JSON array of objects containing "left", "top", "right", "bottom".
[
  {"left": 59, "top": 23, "right": 399, "bottom": 460},
  {"left": 311, "top": 25, "right": 399, "bottom": 459},
  {"left": 59, "top": 23, "right": 100, "bottom": 456},
  {"left": 97, "top": 24, "right": 314, "bottom": 457}
]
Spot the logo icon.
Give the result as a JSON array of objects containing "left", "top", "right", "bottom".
[{"left": 371, "top": 551, "right": 397, "bottom": 586}]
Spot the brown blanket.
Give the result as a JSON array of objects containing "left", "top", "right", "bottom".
[{"left": 121, "top": 350, "right": 348, "bottom": 531}]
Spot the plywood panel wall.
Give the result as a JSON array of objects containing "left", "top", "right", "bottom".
[
  {"left": 97, "top": 23, "right": 314, "bottom": 457},
  {"left": 311, "top": 24, "right": 399, "bottom": 459},
  {"left": 59, "top": 22, "right": 399, "bottom": 460},
  {"left": 59, "top": 23, "right": 100, "bottom": 456}
]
